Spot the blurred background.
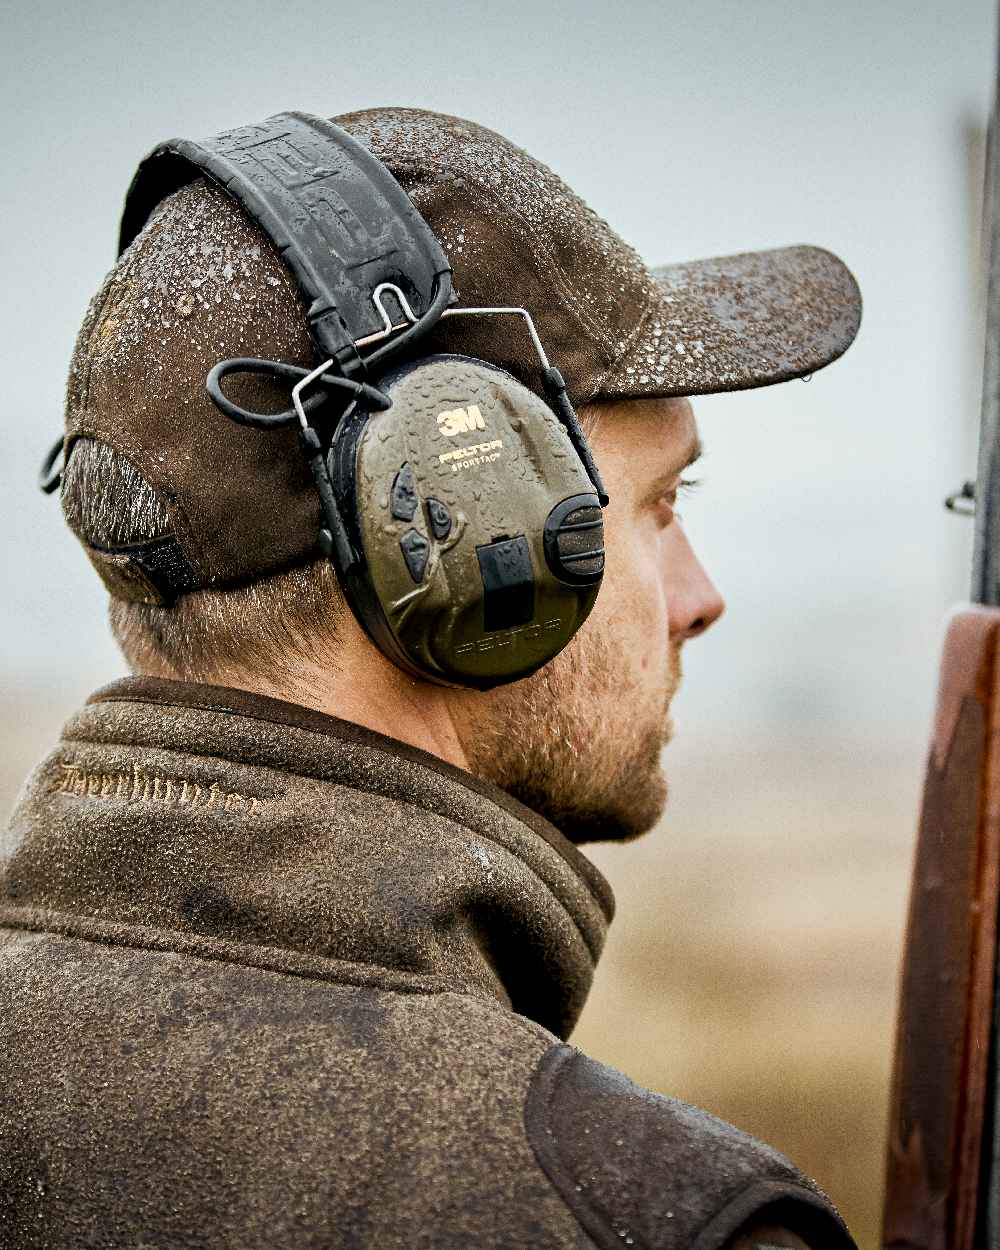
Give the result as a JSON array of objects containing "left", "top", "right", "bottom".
[{"left": 2, "top": 1, "right": 996, "bottom": 1243}]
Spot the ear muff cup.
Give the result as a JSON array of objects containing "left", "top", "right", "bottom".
[{"left": 327, "top": 354, "right": 605, "bottom": 690}]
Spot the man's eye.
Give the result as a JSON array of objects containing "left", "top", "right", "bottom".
[{"left": 661, "top": 477, "right": 702, "bottom": 523}]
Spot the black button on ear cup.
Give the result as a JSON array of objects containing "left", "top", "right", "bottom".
[
  {"left": 426, "top": 497, "right": 452, "bottom": 540},
  {"left": 391, "top": 463, "right": 418, "bottom": 521},
  {"left": 399, "top": 528, "right": 430, "bottom": 582},
  {"left": 543, "top": 495, "right": 605, "bottom": 585},
  {"left": 476, "top": 535, "right": 535, "bottom": 631}
]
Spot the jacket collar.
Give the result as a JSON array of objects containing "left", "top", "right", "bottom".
[{"left": 0, "top": 677, "right": 613, "bottom": 1039}]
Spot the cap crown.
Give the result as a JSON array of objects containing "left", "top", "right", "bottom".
[{"left": 63, "top": 108, "right": 661, "bottom": 593}]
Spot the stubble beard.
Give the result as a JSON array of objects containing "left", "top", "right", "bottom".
[{"left": 459, "top": 623, "right": 682, "bottom": 844}]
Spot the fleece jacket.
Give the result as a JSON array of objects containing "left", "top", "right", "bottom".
[{"left": 0, "top": 676, "right": 857, "bottom": 1250}]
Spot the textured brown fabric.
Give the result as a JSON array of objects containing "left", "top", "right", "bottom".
[
  {"left": 0, "top": 681, "right": 857, "bottom": 1248},
  {"left": 610, "top": 248, "right": 861, "bottom": 397},
  {"left": 64, "top": 179, "right": 319, "bottom": 588},
  {"left": 1, "top": 935, "right": 585, "bottom": 1250},
  {"left": 84, "top": 675, "right": 615, "bottom": 916},
  {"left": 62, "top": 107, "right": 861, "bottom": 595},
  {"left": 525, "top": 1047, "right": 856, "bottom": 1250}
]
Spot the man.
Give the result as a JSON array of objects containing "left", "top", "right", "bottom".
[{"left": 0, "top": 108, "right": 861, "bottom": 1248}]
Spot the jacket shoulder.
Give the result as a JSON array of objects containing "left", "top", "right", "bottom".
[{"left": 524, "top": 1045, "right": 857, "bottom": 1250}]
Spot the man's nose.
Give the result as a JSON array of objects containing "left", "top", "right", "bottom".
[{"left": 666, "top": 524, "right": 726, "bottom": 641}]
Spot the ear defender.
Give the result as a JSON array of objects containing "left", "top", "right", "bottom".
[{"left": 327, "top": 356, "right": 605, "bottom": 689}]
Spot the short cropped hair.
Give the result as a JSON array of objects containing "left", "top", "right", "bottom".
[{"left": 62, "top": 436, "right": 347, "bottom": 683}]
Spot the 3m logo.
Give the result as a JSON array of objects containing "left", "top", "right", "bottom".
[{"left": 438, "top": 405, "right": 486, "bottom": 437}]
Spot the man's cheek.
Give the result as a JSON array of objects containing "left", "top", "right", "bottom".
[
  {"left": 643, "top": 587, "right": 672, "bottom": 678},
  {"left": 644, "top": 567, "right": 671, "bottom": 639},
  {"left": 628, "top": 596, "right": 669, "bottom": 678}
]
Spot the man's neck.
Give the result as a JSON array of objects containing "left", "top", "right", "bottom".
[{"left": 143, "top": 611, "right": 475, "bottom": 775}]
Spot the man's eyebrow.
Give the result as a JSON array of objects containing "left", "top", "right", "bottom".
[
  {"left": 679, "top": 436, "right": 704, "bottom": 472},
  {"left": 639, "top": 437, "right": 704, "bottom": 506}
]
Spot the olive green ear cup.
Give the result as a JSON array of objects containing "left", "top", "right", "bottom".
[{"left": 330, "top": 355, "right": 605, "bottom": 689}]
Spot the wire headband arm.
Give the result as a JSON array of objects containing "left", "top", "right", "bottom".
[{"left": 206, "top": 358, "right": 392, "bottom": 430}]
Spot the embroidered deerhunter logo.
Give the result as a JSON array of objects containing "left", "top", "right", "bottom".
[
  {"left": 437, "top": 404, "right": 486, "bottom": 437},
  {"left": 53, "top": 761, "right": 273, "bottom": 814}
]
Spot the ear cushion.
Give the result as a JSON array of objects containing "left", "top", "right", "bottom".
[{"left": 328, "top": 354, "right": 605, "bottom": 689}]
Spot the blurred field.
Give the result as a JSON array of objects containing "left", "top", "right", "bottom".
[
  {"left": 1, "top": 687, "right": 917, "bottom": 1249},
  {"left": 575, "top": 734, "right": 921, "bottom": 1250}
]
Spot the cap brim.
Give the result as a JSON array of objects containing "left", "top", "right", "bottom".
[{"left": 596, "top": 245, "right": 861, "bottom": 400}]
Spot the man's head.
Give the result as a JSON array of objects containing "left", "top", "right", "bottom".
[{"left": 59, "top": 107, "right": 859, "bottom": 843}]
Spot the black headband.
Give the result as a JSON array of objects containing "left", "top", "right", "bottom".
[{"left": 118, "top": 111, "right": 454, "bottom": 379}]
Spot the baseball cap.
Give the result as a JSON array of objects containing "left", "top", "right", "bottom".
[{"left": 62, "top": 107, "right": 861, "bottom": 600}]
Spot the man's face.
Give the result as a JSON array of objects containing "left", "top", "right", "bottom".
[{"left": 453, "top": 396, "right": 725, "bottom": 843}]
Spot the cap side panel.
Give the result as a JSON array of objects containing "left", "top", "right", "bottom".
[
  {"left": 65, "top": 180, "right": 323, "bottom": 590},
  {"left": 397, "top": 176, "right": 611, "bottom": 404},
  {"left": 65, "top": 266, "right": 212, "bottom": 582},
  {"left": 398, "top": 162, "right": 624, "bottom": 358}
]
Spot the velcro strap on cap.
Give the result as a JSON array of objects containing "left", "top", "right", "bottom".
[
  {"left": 85, "top": 536, "right": 199, "bottom": 606},
  {"left": 117, "top": 112, "right": 453, "bottom": 374}
]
